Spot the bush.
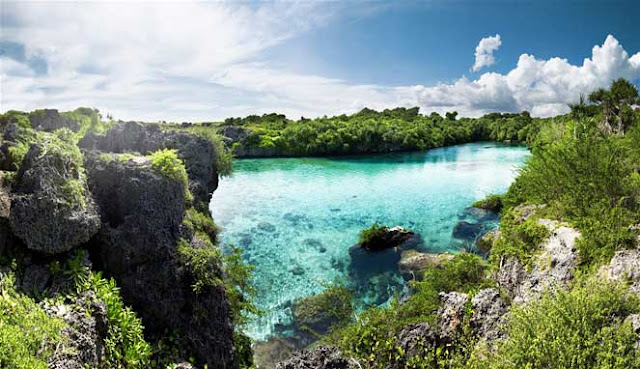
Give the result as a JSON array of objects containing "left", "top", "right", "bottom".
[
  {"left": 479, "top": 280, "right": 640, "bottom": 369},
  {"left": 358, "top": 222, "right": 387, "bottom": 245},
  {"left": 472, "top": 194, "right": 503, "bottom": 212},
  {"left": 148, "top": 149, "right": 189, "bottom": 185},
  {"left": 0, "top": 272, "right": 64, "bottom": 369},
  {"left": 293, "top": 283, "right": 353, "bottom": 335}
]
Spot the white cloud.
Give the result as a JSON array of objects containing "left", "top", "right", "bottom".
[
  {"left": 1, "top": 1, "right": 639, "bottom": 121},
  {"left": 472, "top": 34, "right": 502, "bottom": 72}
]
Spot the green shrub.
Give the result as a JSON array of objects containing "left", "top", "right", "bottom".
[
  {"left": 177, "top": 238, "right": 224, "bottom": 295},
  {"left": 489, "top": 212, "right": 550, "bottom": 266},
  {"left": 358, "top": 222, "right": 387, "bottom": 245},
  {"left": 478, "top": 280, "right": 640, "bottom": 369},
  {"left": 293, "top": 283, "right": 353, "bottom": 335},
  {"left": 471, "top": 194, "right": 503, "bottom": 212},
  {"left": 78, "top": 272, "right": 152, "bottom": 369},
  {"left": 148, "top": 149, "right": 189, "bottom": 185},
  {"left": 0, "top": 272, "right": 64, "bottom": 369},
  {"left": 182, "top": 208, "right": 220, "bottom": 243}
]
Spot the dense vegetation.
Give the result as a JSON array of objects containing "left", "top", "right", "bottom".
[{"left": 217, "top": 107, "right": 554, "bottom": 157}]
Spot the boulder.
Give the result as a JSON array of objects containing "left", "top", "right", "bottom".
[
  {"left": 275, "top": 346, "right": 357, "bottom": 369},
  {"left": 470, "top": 288, "right": 508, "bottom": 342},
  {"left": 607, "top": 249, "right": 640, "bottom": 295},
  {"left": 396, "top": 322, "right": 439, "bottom": 359},
  {"left": 437, "top": 291, "right": 469, "bottom": 341},
  {"left": 9, "top": 144, "right": 100, "bottom": 254},
  {"left": 512, "top": 204, "right": 546, "bottom": 224},
  {"left": 359, "top": 225, "right": 416, "bottom": 252},
  {"left": 463, "top": 207, "right": 498, "bottom": 222},
  {"left": 495, "top": 219, "right": 580, "bottom": 304},
  {"left": 397, "top": 250, "right": 453, "bottom": 281},
  {"left": 476, "top": 229, "right": 500, "bottom": 254},
  {"left": 292, "top": 287, "right": 352, "bottom": 336}
]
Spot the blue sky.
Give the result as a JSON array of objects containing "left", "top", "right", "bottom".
[{"left": 1, "top": 0, "right": 639, "bottom": 121}]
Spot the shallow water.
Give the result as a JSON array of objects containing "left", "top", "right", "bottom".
[{"left": 210, "top": 142, "right": 530, "bottom": 340}]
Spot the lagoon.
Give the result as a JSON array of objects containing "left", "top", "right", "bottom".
[{"left": 210, "top": 142, "right": 530, "bottom": 340}]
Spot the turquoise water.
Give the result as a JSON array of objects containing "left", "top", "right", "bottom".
[{"left": 210, "top": 142, "right": 530, "bottom": 340}]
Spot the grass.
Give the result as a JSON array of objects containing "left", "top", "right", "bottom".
[{"left": 358, "top": 222, "right": 387, "bottom": 245}]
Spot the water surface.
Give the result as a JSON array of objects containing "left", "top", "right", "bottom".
[{"left": 210, "top": 143, "right": 529, "bottom": 339}]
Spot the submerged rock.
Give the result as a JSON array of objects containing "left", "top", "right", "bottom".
[
  {"left": 451, "top": 221, "right": 484, "bottom": 241},
  {"left": 253, "top": 337, "right": 298, "bottom": 369},
  {"left": 10, "top": 144, "right": 100, "bottom": 254},
  {"left": 397, "top": 250, "right": 453, "bottom": 281},
  {"left": 275, "top": 346, "right": 357, "bottom": 369}
]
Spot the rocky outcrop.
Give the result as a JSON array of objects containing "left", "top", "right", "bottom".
[
  {"left": 46, "top": 291, "right": 108, "bottom": 369},
  {"left": 437, "top": 291, "right": 469, "bottom": 341},
  {"left": 470, "top": 288, "right": 508, "bottom": 342},
  {"left": 606, "top": 249, "right": 640, "bottom": 295},
  {"left": 396, "top": 322, "right": 439, "bottom": 358},
  {"left": 29, "top": 109, "right": 80, "bottom": 132},
  {"left": 84, "top": 152, "right": 236, "bottom": 368},
  {"left": 275, "top": 346, "right": 357, "bottom": 369},
  {"left": 359, "top": 225, "right": 416, "bottom": 252},
  {"left": 80, "top": 121, "right": 220, "bottom": 207},
  {"left": 9, "top": 144, "right": 100, "bottom": 254},
  {"left": 495, "top": 219, "right": 580, "bottom": 304},
  {"left": 397, "top": 250, "right": 453, "bottom": 281}
]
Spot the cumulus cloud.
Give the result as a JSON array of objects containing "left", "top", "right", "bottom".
[
  {"left": 472, "top": 34, "right": 502, "bottom": 72},
  {"left": 1, "top": 1, "right": 639, "bottom": 121}
]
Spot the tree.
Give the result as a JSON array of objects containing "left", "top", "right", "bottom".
[
  {"left": 445, "top": 111, "right": 458, "bottom": 121},
  {"left": 589, "top": 78, "right": 640, "bottom": 134}
]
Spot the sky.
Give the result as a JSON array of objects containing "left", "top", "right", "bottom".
[{"left": 1, "top": 0, "right": 639, "bottom": 122}]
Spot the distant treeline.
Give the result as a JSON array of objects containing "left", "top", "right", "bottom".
[{"left": 217, "top": 107, "right": 563, "bottom": 157}]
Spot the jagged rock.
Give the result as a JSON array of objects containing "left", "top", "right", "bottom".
[
  {"left": 80, "top": 121, "right": 220, "bottom": 207},
  {"left": 359, "top": 225, "right": 416, "bottom": 252},
  {"left": 495, "top": 219, "right": 580, "bottom": 304},
  {"left": 275, "top": 346, "right": 357, "bottom": 369},
  {"left": 292, "top": 288, "right": 351, "bottom": 336},
  {"left": 84, "top": 152, "right": 235, "bottom": 368},
  {"left": 9, "top": 144, "right": 100, "bottom": 254},
  {"left": 476, "top": 229, "right": 500, "bottom": 254},
  {"left": 452, "top": 221, "right": 484, "bottom": 241},
  {"left": 46, "top": 291, "right": 108, "bottom": 369},
  {"left": 396, "top": 322, "right": 439, "bottom": 359},
  {"left": 437, "top": 291, "right": 469, "bottom": 341},
  {"left": 470, "top": 288, "right": 508, "bottom": 342},
  {"left": 253, "top": 337, "right": 298, "bottom": 369},
  {"left": 19, "top": 263, "right": 51, "bottom": 295},
  {"left": 220, "top": 125, "right": 250, "bottom": 143},
  {"left": 397, "top": 250, "right": 453, "bottom": 281},
  {"left": 607, "top": 249, "right": 640, "bottom": 295},
  {"left": 626, "top": 314, "right": 640, "bottom": 333},
  {"left": 349, "top": 230, "right": 421, "bottom": 281},
  {"left": 29, "top": 109, "right": 80, "bottom": 132}
]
